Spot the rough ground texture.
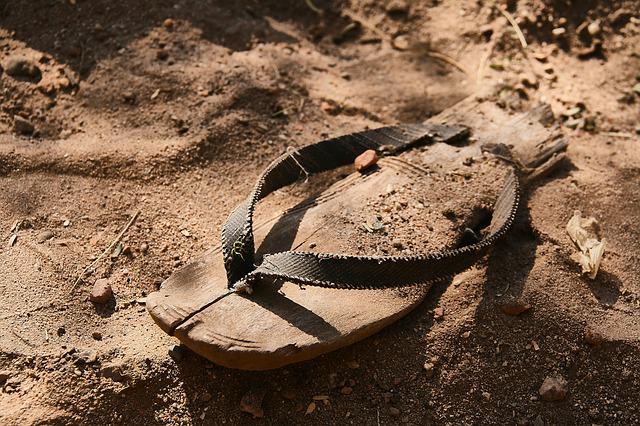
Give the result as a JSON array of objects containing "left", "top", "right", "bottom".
[{"left": 1, "top": 0, "right": 639, "bottom": 424}]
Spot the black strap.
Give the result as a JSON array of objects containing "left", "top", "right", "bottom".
[{"left": 220, "top": 124, "right": 519, "bottom": 291}]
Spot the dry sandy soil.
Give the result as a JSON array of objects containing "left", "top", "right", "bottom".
[{"left": 1, "top": 0, "right": 639, "bottom": 424}]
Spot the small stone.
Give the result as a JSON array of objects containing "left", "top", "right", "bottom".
[
  {"left": 341, "top": 386, "right": 353, "bottom": 395},
  {"left": 4, "top": 56, "right": 41, "bottom": 81},
  {"left": 14, "top": 116, "right": 35, "bottom": 135},
  {"left": 423, "top": 362, "right": 435, "bottom": 378},
  {"left": 354, "top": 149, "right": 378, "bottom": 172},
  {"left": 122, "top": 91, "right": 136, "bottom": 104},
  {"left": 482, "top": 391, "right": 491, "bottom": 401},
  {"left": 499, "top": 301, "right": 531, "bottom": 316},
  {"left": 433, "top": 307, "right": 444, "bottom": 320},
  {"left": 587, "top": 20, "right": 601, "bottom": 36},
  {"left": 0, "top": 370, "right": 11, "bottom": 385},
  {"left": 91, "top": 331, "right": 103, "bottom": 341},
  {"left": 89, "top": 278, "right": 112, "bottom": 304},
  {"left": 392, "top": 34, "right": 410, "bottom": 50},
  {"left": 8, "top": 234, "right": 17, "bottom": 247},
  {"left": 392, "top": 239, "right": 404, "bottom": 250},
  {"left": 240, "top": 388, "right": 266, "bottom": 418},
  {"left": 584, "top": 326, "right": 605, "bottom": 346},
  {"left": 386, "top": 0, "right": 409, "bottom": 16},
  {"left": 389, "top": 407, "right": 401, "bottom": 417},
  {"left": 75, "top": 350, "right": 98, "bottom": 364},
  {"left": 100, "top": 363, "right": 127, "bottom": 382},
  {"left": 63, "top": 219, "right": 71, "bottom": 227},
  {"left": 565, "top": 118, "right": 584, "bottom": 130},
  {"left": 320, "top": 100, "right": 339, "bottom": 114},
  {"left": 140, "top": 242, "right": 149, "bottom": 254},
  {"left": 36, "top": 230, "right": 53, "bottom": 244},
  {"left": 552, "top": 27, "right": 566, "bottom": 36},
  {"left": 163, "top": 18, "right": 175, "bottom": 29},
  {"left": 168, "top": 344, "right": 185, "bottom": 362},
  {"left": 539, "top": 376, "right": 568, "bottom": 401}
]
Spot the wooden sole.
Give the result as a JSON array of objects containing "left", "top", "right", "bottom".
[{"left": 146, "top": 101, "right": 566, "bottom": 370}]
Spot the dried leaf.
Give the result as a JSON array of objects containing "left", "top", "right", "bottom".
[
  {"left": 111, "top": 243, "right": 123, "bottom": 259},
  {"left": 566, "top": 210, "right": 605, "bottom": 279},
  {"left": 305, "top": 402, "right": 316, "bottom": 415},
  {"left": 587, "top": 238, "right": 606, "bottom": 279}
]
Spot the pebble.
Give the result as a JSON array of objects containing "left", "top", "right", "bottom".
[
  {"left": 587, "top": 20, "right": 601, "bottom": 36},
  {"left": 14, "top": 116, "right": 35, "bottom": 135},
  {"left": 100, "top": 363, "right": 127, "bottom": 382},
  {"left": 89, "top": 278, "right": 113, "bottom": 304},
  {"left": 37, "top": 230, "right": 54, "bottom": 243},
  {"left": 423, "top": 361, "right": 435, "bottom": 378},
  {"left": 354, "top": 149, "right": 378, "bottom": 172},
  {"left": 552, "top": 27, "right": 566, "bottom": 36},
  {"left": 320, "top": 100, "right": 339, "bottom": 114},
  {"left": 163, "top": 18, "right": 175, "bottom": 29},
  {"left": 341, "top": 386, "right": 353, "bottom": 395},
  {"left": 392, "top": 239, "right": 404, "bottom": 250},
  {"left": 75, "top": 350, "right": 98, "bottom": 364},
  {"left": 140, "top": 242, "right": 149, "bottom": 254},
  {"left": 122, "top": 91, "right": 136, "bottom": 104},
  {"left": 499, "top": 301, "right": 531, "bottom": 316},
  {"left": 0, "top": 370, "right": 11, "bottom": 385},
  {"left": 392, "top": 34, "right": 410, "bottom": 50},
  {"left": 584, "top": 326, "right": 604, "bottom": 346},
  {"left": 433, "top": 307, "right": 444, "bottom": 320},
  {"left": 386, "top": 0, "right": 409, "bottom": 15},
  {"left": 389, "top": 407, "right": 401, "bottom": 417},
  {"left": 4, "top": 56, "right": 41, "bottom": 80},
  {"left": 539, "top": 376, "right": 568, "bottom": 401},
  {"left": 168, "top": 344, "right": 185, "bottom": 362},
  {"left": 240, "top": 388, "right": 266, "bottom": 418}
]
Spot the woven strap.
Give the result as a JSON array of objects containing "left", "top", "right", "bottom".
[{"left": 221, "top": 123, "right": 519, "bottom": 291}]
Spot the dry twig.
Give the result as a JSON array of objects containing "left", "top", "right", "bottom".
[{"left": 70, "top": 210, "right": 140, "bottom": 291}]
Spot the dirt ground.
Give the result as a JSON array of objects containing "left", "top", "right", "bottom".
[{"left": 1, "top": 0, "right": 639, "bottom": 424}]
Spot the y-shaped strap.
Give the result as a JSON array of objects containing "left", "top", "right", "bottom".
[{"left": 221, "top": 123, "right": 519, "bottom": 291}]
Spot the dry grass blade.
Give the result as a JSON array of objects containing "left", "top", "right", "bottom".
[
  {"left": 304, "top": 0, "right": 323, "bottom": 14},
  {"left": 342, "top": 9, "right": 468, "bottom": 75},
  {"left": 70, "top": 210, "right": 140, "bottom": 292},
  {"left": 498, "top": 7, "right": 528, "bottom": 49}
]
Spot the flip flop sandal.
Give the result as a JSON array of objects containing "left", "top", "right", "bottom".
[{"left": 147, "top": 105, "right": 565, "bottom": 370}]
